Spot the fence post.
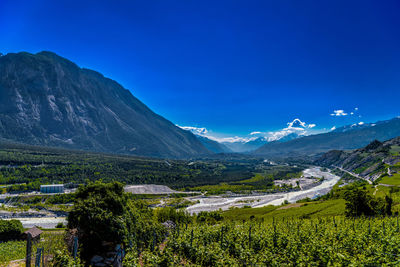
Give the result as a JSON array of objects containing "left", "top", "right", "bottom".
[
  {"left": 220, "top": 226, "right": 224, "bottom": 248},
  {"left": 151, "top": 230, "right": 156, "bottom": 251},
  {"left": 35, "top": 248, "right": 42, "bottom": 267},
  {"left": 73, "top": 236, "right": 79, "bottom": 260},
  {"left": 248, "top": 225, "right": 252, "bottom": 248},
  {"left": 26, "top": 233, "right": 32, "bottom": 267},
  {"left": 190, "top": 229, "right": 193, "bottom": 247}
]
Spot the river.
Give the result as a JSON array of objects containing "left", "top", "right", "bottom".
[{"left": 186, "top": 167, "right": 340, "bottom": 214}]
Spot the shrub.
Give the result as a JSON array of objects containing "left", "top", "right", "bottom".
[
  {"left": 56, "top": 222, "right": 65, "bottom": 228},
  {"left": 344, "top": 188, "right": 393, "bottom": 217},
  {"left": 155, "top": 207, "right": 192, "bottom": 224},
  {"left": 0, "top": 220, "right": 24, "bottom": 241},
  {"left": 68, "top": 181, "right": 166, "bottom": 262}
]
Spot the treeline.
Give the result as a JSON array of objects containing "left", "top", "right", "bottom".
[{"left": 0, "top": 143, "right": 264, "bottom": 190}]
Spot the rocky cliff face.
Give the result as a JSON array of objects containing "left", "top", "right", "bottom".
[
  {"left": 0, "top": 51, "right": 210, "bottom": 158},
  {"left": 315, "top": 137, "right": 400, "bottom": 181}
]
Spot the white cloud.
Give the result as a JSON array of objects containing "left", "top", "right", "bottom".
[
  {"left": 178, "top": 125, "right": 208, "bottom": 135},
  {"left": 330, "top": 126, "right": 336, "bottom": 131},
  {"left": 350, "top": 112, "right": 354, "bottom": 115},
  {"left": 287, "top": 118, "right": 306, "bottom": 128},
  {"left": 355, "top": 107, "right": 359, "bottom": 111},
  {"left": 330, "top": 110, "right": 348, "bottom": 116},
  {"left": 358, "top": 121, "right": 364, "bottom": 125},
  {"left": 265, "top": 118, "right": 315, "bottom": 142},
  {"left": 178, "top": 118, "right": 318, "bottom": 144}
]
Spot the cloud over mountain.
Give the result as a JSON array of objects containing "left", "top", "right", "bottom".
[{"left": 179, "top": 118, "right": 318, "bottom": 151}]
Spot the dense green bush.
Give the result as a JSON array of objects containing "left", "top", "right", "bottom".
[
  {"left": 196, "top": 211, "right": 224, "bottom": 224},
  {"left": 52, "top": 249, "right": 83, "bottom": 267},
  {"left": 68, "top": 181, "right": 166, "bottom": 262},
  {"left": 155, "top": 207, "right": 192, "bottom": 224},
  {"left": 0, "top": 220, "right": 23, "bottom": 241},
  {"left": 344, "top": 188, "right": 393, "bottom": 217}
]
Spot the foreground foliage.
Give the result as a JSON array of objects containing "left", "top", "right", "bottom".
[
  {"left": 68, "top": 181, "right": 166, "bottom": 262},
  {"left": 0, "top": 219, "right": 23, "bottom": 241},
  {"left": 131, "top": 216, "right": 400, "bottom": 266}
]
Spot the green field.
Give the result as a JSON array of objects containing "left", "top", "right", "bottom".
[
  {"left": 222, "top": 199, "right": 346, "bottom": 221},
  {"left": 187, "top": 167, "right": 305, "bottom": 195},
  {"left": 0, "top": 231, "right": 64, "bottom": 265},
  {"left": 380, "top": 173, "right": 400, "bottom": 186},
  {"left": 390, "top": 145, "right": 400, "bottom": 156}
]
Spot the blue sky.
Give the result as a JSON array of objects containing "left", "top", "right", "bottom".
[{"left": 1, "top": 0, "right": 399, "bottom": 142}]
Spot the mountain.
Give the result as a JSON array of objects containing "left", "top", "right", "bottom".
[
  {"left": 315, "top": 137, "right": 400, "bottom": 182},
  {"left": 196, "top": 136, "right": 232, "bottom": 153},
  {"left": 222, "top": 137, "right": 268, "bottom": 153},
  {"left": 0, "top": 51, "right": 210, "bottom": 158},
  {"left": 254, "top": 117, "right": 400, "bottom": 158}
]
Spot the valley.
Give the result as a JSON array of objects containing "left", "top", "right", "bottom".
[
  {"left": 186, "top": 167, "right": 340, "bottom": 213},
  {"left": 0, "top": 51, "right": 398, "bottom": 265}
]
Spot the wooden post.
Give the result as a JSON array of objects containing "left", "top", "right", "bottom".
[
  {"left": 220, "top": 226, "right": 224, "bottom": 248},
  {"left": 26, "top": 233, "right": 32, "bottom": 267},
  {"left": 190, "top": 229, "right": 193, "bottom": 247},
  {"left": 35, "top": 248, "right": 42, "bottom": 267},
  {"left": 73, "top": 236, "right": 78, "bottom": 260},
  {"left": 42, "top": 247, "right": 45, "bottom": 267},
  {"left": 248, "top": 225, "right": 252, "bottom": 247},
  {"left": 151, "top": 230, "right": 156, "bottom": 251}
]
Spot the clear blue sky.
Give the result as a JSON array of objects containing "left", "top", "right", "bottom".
[{"left": 1, "top": 0, "right": 399, "bottom": 140}]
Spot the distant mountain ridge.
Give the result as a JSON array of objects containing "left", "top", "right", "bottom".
[
  {"left": 315, "top": 137, "right": 400, "bottom": 182},
  {"left": 196, "top": 135, "right": 232, "bottom": 153},
  {"left": 0, "top": 51, "right": 210, "bottom": 158},
  {"left": 222, "top": 137, "right": 268, "bottom": 153},
  {"left": 254, "top": 117, "right": 400, "bottom": 157}
]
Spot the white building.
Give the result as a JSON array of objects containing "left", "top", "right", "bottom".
[{"left": 40, "top": 184, "right": 64, "bottom": 194}]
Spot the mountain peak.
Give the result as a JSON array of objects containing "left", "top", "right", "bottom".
[{"left": 0, "top": 51, "right": 210, "bottom": 158}]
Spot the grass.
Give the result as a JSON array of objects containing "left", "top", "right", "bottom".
[
  {"left": 0, "top": 231, "right": 65, "bottom": 266},
  {"left": 380, "top": 173, "right": 400, "bottom": 186},
  {"left": 222, "top": 199, "right": 346, "bottom": 221},
  {"left": 222, "top": 205, "right": 277, "bottom": 221},
  {"left": 390, "top": 145, "right": 400, "bottom": 156},
  {"left": 0, "top": 240, "right": 26, "bottom": 264}
]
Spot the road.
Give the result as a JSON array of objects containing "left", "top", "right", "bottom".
[
  {"left": 186, "top": 167, "right": 341, "bottom": 214},
  {"left": 334, "top": 166, "right": 372, "bottom": 184}
]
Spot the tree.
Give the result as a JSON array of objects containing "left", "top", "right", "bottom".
[
  {"left": 0, "top": 219, "right": 23, "bottom": 241},
  {"left": 344, "top": 188, "right": 374, "bottom": 217},
  {"left": 68, "top": 181, "right": 166, "bottom": 263},
  {"left": 384, "top": 195, "right": 393, "bottom": 216},
  {"left": 68, "top": 181, "right": 136, "bottom": 261},
  {"left": 344, "top": 187, "right": 393, "bottom": 217}
]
